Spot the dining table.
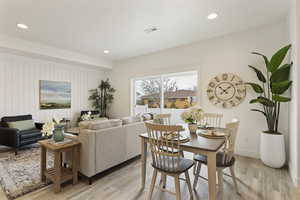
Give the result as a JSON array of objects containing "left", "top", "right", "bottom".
[{"left": 139, "top": 125, "right": 226, "bottom": 200}]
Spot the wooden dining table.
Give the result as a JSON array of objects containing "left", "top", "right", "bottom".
[{"left": 139, "top": 126, "right": 225, "bottom": 200}]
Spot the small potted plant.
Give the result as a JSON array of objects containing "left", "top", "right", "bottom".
[
  {"left": 246, "top": 44, "right": 292, "bottom": 168},
  {"left": 42, "top": 117, "right": 64, "bottom": 142},
  {"left": 41, "top": 121, "right": 54, "bottom": 139},
  {"left": 181, "top": 108, "right": 204, "bottom": 134}
]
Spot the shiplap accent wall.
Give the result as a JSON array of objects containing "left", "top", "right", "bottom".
[{"left": 0, "top": 52, "right": 107, "bottom": 124}]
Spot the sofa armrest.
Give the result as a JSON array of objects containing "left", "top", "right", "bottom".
[{"left": 0, "top": 127, "right": 19, "bottom": 148}]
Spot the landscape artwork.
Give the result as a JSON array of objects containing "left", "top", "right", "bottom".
[{"left": 40, "top": 80, "right": 71, "bottom": 109}]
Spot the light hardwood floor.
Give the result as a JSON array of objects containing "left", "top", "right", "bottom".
[{"left": 0, "top": 152, "right": 299, "bottom": 200}]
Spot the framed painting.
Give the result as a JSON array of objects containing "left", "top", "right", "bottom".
[{"left": 39, "top": 80, "right": 71, "bottom": 109}]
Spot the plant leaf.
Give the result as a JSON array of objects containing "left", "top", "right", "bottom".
[
  {"left": 269, "top": 44, "right": 292, "bottom": 73},
  {"left": 248, "top": 65, "right": 266, "bottom": 83},
  {"left": 251, "top": 52, "right": 270, "bottom": 71},
  {"left": 250, "top": 97, "right": 275, "bottom": 107},
  {"left": 271, "top": 80, "right": 292, "bottom": 94},
  {"left": 250, "top": 109, "right": 266, "bottom": 116},
  {"left": 272, "top": 95, "right": 291, "bottom": 102},
  {"left": 245, "top": 82, "right": 264, "bottom": 93},
  {"left": 270, "top": 63, "right": 292, "bottom": 83}
]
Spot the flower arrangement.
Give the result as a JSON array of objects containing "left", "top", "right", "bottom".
[
  {"left": 41, "top": 116, "right": 62, "bottom": 138},
  {"left": 80, "top": 111, "right": 92, "bottom": 121},
  {"left": 181, "top": 107, "right": 204, "bottom": 124}
]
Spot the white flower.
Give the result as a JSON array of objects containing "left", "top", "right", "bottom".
[
  {"left": 42, "top": 121, "right": 55, "bottom": 137},
  {"left": 81, "top": 114, "right": 91, "bottom": 121},
  {"left": 181, "top": 107, "right": 204, "bottom": 124}
]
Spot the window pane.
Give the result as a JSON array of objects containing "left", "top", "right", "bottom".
[
  {"left": 134, "top": 78, "right": 161, "bottom": 115},
  {"left": 163, "top": 73, "right": 198, "bottom": 109}
]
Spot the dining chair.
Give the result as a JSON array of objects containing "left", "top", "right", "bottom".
[
  {"left": 145, "top": 122, "right": 194, "bottom": 200},
  {"left": 193, "top": 113, "right": 224, "bottom": 174},
  {"left": 153, "top": 113, "right": 171, "bottom": 125},
  {"left": 200, "top": 113, "right": 223, "bottom": 128},
  {"left": 193, "top": 119, "right": 240, "bottom": 198}
]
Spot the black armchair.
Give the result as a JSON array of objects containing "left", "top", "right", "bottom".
[{"left": 0, "top": 115, "right": 43, "bottom": 155}]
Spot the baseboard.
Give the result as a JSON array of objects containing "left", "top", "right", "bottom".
[{"left": 235, "top": 149, "right": 260, "bottom": 159}]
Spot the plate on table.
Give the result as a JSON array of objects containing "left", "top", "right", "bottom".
[
  {"left": 161, "top": 133, "right": 190, "bottom": 143},
  {"left": 198, "top": 128, "right": 228, "bottom": 139}
]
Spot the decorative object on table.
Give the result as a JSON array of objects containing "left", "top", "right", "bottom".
[
  {"left": 181, "top": 107, "right": 204, "bottom": 134},
  {"left": 207, "top": 73, "right": 246, "bottom": 108},
  {"left": 39, "top": 80, "right": 71, "bottom": 110},
  {"left": 41, "top": 121, "right": 54, "bottom": 138},
  {"left": 42, "top": 117, "right": 65, "bottom": 142},
  {"left": 0, "top": 146, "right": 53, "bottom": 199},
  {"left": 246, "top": 44, "right": 292, "bottom": 168},
  {"left": 161, "top": 132, "right": 190, "bottom": 143},
  {"left": 89, "top": 79, "right": 116, "bottom": 117},
  {"left": 39, "top": 139, "right": 80, "bottom": 193},
  {"left": 198, "top": 127, "right": 228, "bottom": 139}
]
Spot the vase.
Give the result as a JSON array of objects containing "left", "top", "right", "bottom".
[
  {"left": 53, "top": 125, "right": 65, "bottom": 142},
  {"left": 188, "top": 124, "right": 198, "bottom": 134},
  {"left": 260, "top": 132, "right": 286, "bottom": 168}
]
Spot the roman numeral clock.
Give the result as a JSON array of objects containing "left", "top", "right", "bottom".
[{"left": 207, "top": 73, "right": 246, "bottom": 108}]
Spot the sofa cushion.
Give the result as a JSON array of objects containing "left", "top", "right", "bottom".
[
  {"left": 121, "top": 116, "right": 142, "bottom": 125},
  {"left": 79, "top": 118, "right": 108, "bottom": 129},
  {"left": 109, "top": 119, "right": 122, "bottom": 127},
  {"left": 7, "top": 120, "right": 35, "bottom": 131},
  {"left": 88, "top": 121, "right": 112, "bottom": 130}
]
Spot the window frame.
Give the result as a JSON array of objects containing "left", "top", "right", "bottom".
[{"left": 131, "top": 70, "right": 199, "bottom": 116}]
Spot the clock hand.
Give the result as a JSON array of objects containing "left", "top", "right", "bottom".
[
  {"left": 218, "top": 86, "right": 229, "bottom": 95},
  {"left": 224, "top": 86, "right": 232, "bottom": 92}
]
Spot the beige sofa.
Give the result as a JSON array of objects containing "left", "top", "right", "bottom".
[{"left": 77, "top": 118, "right": 147, "bottom": 183}]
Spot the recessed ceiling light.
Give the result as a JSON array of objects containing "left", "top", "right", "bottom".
[
  {"left": 103, "top": 50, "right": 110, "bottom": 54},
  {"left": 17, "top": 23, "right": 29, "bottom": 29},
  {"left": 207, "top": 13, "right": 218, "bottom": 20}
]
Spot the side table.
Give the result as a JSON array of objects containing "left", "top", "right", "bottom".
[{"left": 38, "top": 139, "right": 81, "bottom": 193}]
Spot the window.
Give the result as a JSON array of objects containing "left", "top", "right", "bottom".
[{"left": 132, "top": 71, "right": 198, "bottom": 123}]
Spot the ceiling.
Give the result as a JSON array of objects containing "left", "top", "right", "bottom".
[{"left": 0, "top": 0, "right": 289, "bottom": 61}]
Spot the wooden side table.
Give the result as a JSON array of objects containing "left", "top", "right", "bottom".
[{"left": 38, "top": 139, "right": 81, "bottom": 193}]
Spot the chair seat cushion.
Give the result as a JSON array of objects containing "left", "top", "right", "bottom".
[
  {"left": 194, "top": 152, "right": 235, "bottom": 167},
  {"left": 152, "top": 157, "right": 194, "bottom": 173}
]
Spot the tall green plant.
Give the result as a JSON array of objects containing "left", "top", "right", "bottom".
[
  {"left": 89, "top": 79, "right": 116, "bottom": 117},
  {"left": 246, "top": 44, "right": 292, "bottom": 134}
]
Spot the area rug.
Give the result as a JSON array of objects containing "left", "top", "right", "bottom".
[{"left": 0, "top": 145, "right": 53, "bottom": 199}]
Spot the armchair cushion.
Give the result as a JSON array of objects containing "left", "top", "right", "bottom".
[{"left": 7, "top": 120, "right": 35, "bottom": 131}]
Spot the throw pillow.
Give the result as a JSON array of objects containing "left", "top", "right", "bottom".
[
  {"left": 7, "top": 120, "right": 35, "bottom": 131},
  {"left": 88, "top": 121, "right": 112, "bottom": 130}
]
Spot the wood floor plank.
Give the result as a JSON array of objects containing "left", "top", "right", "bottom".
[{"left": 0, "top": 153, "right": 298, "bottom": 200}]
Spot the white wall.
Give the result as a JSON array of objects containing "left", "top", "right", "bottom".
[
  {"left": 0, "top": 52, "right": 107, "bottom": 125},
  {"left": 110, "top": 20, "right": 289, "bottom": 159},
  {"left": 288, "top": 0, "right": 300, "bottom": 187}
]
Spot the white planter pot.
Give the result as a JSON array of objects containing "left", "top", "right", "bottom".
[{"left": 260, "top": 132, "right": 286, "bottom": 168}]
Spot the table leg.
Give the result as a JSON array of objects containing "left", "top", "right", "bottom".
[
  {"left": 72, "top": 146, "right": 79, "bottom": 184},
  {"left": 40, "top": 146, "right": 46, "bottom": 182},
  {"left": 141, "top": 137, "right": 147, "bottom": 189},
  {"left": 207, "top": 152, "right": 217, "bottom": 200},
  {"left": 54, "top": 151, "right": 61, "bottom": 193}
]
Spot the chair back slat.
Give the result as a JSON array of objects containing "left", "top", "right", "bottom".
[
  {"left": 200, "top": 113, "right": 223, "bottom": 127},
  {"left": 145, "top": 122, "right": 182, "bottom": 172},
  {"left": 153, "top": 113, "right": 171, "bottom": 125},
  {"left": 223, "top": 119, "right": 240, "bottom": 163}
]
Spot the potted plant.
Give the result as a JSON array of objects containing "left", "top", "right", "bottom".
[
  {"left": 89, "top": 79, "right": 116, "bottom": 117},
  {"left": 246, "top": 44, "right": 292, "bottom": 168},
  {"left": 181, "top": 108, "right": 204, "bottom": 134}
]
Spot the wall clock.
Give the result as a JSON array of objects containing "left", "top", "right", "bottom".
[{"left": 207, "top": 73, "right": 246, "bottom": 108}]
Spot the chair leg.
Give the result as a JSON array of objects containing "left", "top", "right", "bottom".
[
  {"left": 229, "top": 166, "right": 239, "bottom": 194},
  {"left": 148, "top": 169, "right": 158, "bottom": 200},
  {"left": 185, "top": 172, "right": 193, "bottom": 200},
  {"left": 217, "top": 169, "right": 224, "bottom": 200},
  {"left": 193, "top": 162, "right": 197, "bottom": 175},
  {"left": 162, "top": 173, "right": 167, "bottom": 189},
  {"left": 174, "top": 175, "right": 181, "bottom": 200},
  {"left": 193, "top": 162, "right": 201, "bottom": 189}
]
